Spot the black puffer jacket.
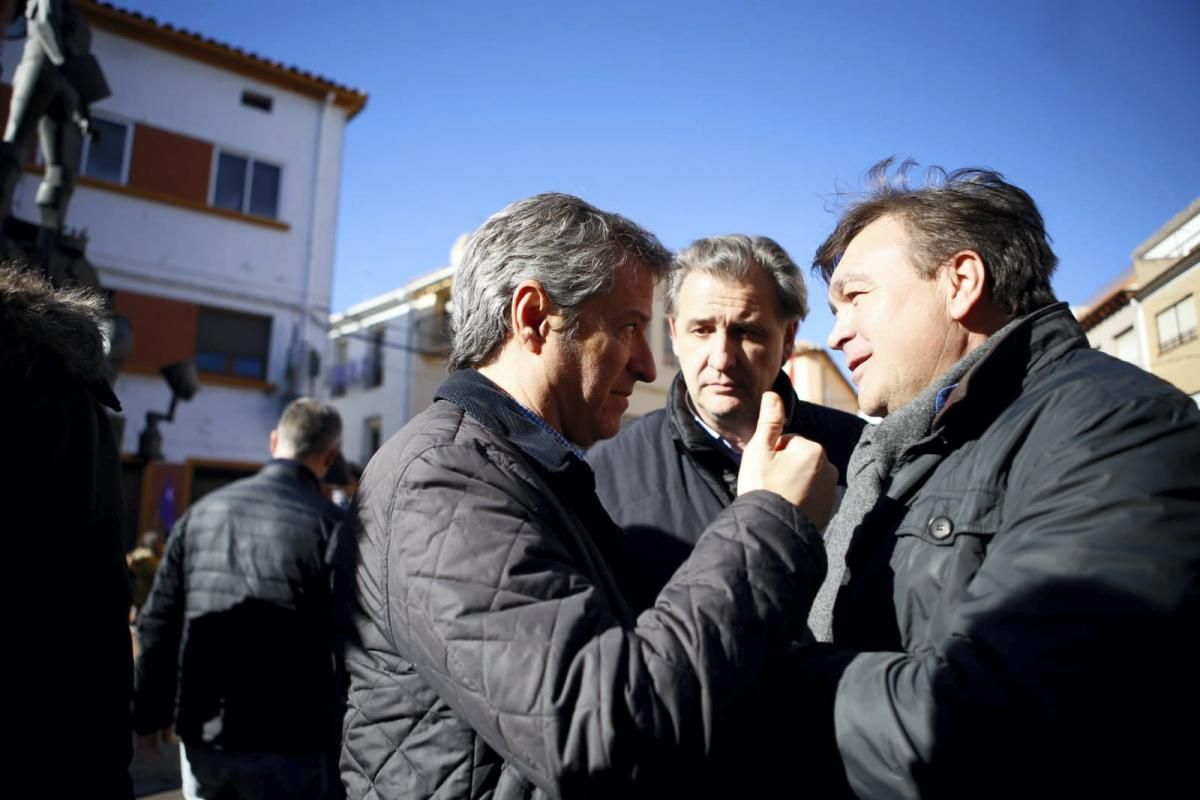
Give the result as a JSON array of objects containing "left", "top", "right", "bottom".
[
  {"left": 589, "top": 371, "right": 864, "bottom": 610},
  {"left": 338, "top": 369, "right": 826, "bottom": 799},
  {"left": 2, "top": 266, "right": 133, "bottom": 798},
  {"left": 134, "top": 459, "right": 345, "bottom": 753},
  {"left": 797, "top": 304, "right": 1200, "bottom": 798}
]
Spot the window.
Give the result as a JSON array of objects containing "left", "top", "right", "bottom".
[
  {"left": 1156, "top": 295, "right": 1197, "bottom": 354},
  {"left": 82, "top": 116, "right": 131, "bottom": 184},
  {"left": 365, "top": 327, "right": 385, "bottom": 388},
  {"left": 363, "top": 416, "right": 382, "bottom": 463},
  {"left": 1114, "top": 326, "right": 1139, "bottom": 365},
  {"left": 330, "top": 339, "right": 350, "bottom": 397},
  {"left": 661, "top": 317, "right": 677, "bottom": 369},
  {"left": 212, "top": 151, "right": 281, "bottom": 219},
  {"left": 195, "top": 306, "right": 272, "bottom": 380},
  {"left": 241, "top": 90, "right": 274, "bottom": 112}
]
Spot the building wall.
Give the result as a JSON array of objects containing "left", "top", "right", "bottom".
[
  {"left": 2, "top": 26, "right": 351, "bottom": 463},
  {"left": 1143, "top": 266, "right": 1199, "bottom": 396},
  {"left": 784, "top": 349, "right": 859, "bottom": 416},
  {"left": 327, "top": 302, "right": 454, "bottom": 466},
  {"left": 819, "top": 361, "right": 860, "bottom": 414},
  {"left": 1083, "top": 302, "right": 1141, "bottom": 366},
  {"left": 627, "top": 286, "right": 679, "bottom": 417},
  {"left": 327, "top": 314, "right": 410, "bottom": 466}
]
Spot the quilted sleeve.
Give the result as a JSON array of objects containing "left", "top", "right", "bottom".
[{"left": 387, "top": 441, "right": 825, "bottom": 797}]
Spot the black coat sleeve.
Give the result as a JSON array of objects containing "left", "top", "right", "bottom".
[
  {"left": 132, "top": 513, "right": 190, "bottom": 734},
  {"left": 380, "top": 441, "right": 826, "bottom": 798}
]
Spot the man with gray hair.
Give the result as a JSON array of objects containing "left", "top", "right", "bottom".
[
  {"left": 590, "top": 234, "right": 865, "bottom": 611},
  {"left": 134, "top": 397, "right": 345, "bottom": 799},
  {"left": 339, "top": 194, "right": 838, "bottom": 799}
]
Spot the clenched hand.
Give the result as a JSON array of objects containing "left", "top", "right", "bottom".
[{"left": 737, "top": 391, "right": 837, "bottom": 528}]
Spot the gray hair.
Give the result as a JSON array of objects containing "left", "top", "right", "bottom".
[
  {"left": 666, "top": 234, "right": 808, "bottom": 323},
  {"left": 276, "top": 397, "right": 341, "bottom": 458},
  {"left": 449, "top": 192, "right": 672, "bottom": 371},
  {"left": 813, "top": 157, "right": 1058, "bottom": 318}
]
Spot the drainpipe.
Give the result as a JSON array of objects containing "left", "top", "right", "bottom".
[
  {"left": 1131, "top": 295, "right": 1151, "bottom": 373},
  {"left": 296, "top": 91, "right": 335, "bottom": 397}
]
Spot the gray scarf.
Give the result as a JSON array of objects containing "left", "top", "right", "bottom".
[{"left": 806, "top": 321, "right": 1019, "bottom": 642}]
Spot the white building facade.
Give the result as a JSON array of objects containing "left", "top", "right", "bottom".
[{"left": 2, "top": 2, "right": 365, "bottom": 539}]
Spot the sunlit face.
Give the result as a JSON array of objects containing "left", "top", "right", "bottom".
[
  {"left": 826, "top": 215, "right": 958, "bottom": 417},
  {"left": 546, "top": 265, "right": 657, "bottom": 448},
  {"left": 670, "top": 268, "right": 796, "bottom": 440}
]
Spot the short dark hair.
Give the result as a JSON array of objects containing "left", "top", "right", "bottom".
[
  {"left": 813, "top": 158, "right": 1059, "bottom": 318},
  {"left": 276, "top": 397, "right": 341, "bottom": 459}
]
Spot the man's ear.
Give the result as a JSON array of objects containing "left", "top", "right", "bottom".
[
  {"left": 268, "top": 429, "right": 280, "bottom": 458},
  {"left": 944, "top": 250, "right": 989, "bottom": 322},
  {"left": 511, "top": 280, "right": 555, "bottom": 354},
  {"left": 780, "top": 319, "right": 799, "bottom": 367},
  {"left": 322, "top": 447, "right": 340, "bottom": 472}
]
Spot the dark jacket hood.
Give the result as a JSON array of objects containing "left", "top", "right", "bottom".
[{"left": 0, "top": 263, "right": 113, "bottom": 387}]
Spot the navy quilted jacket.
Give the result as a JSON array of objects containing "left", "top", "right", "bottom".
[{"left": 338, "top": 370, "right": 827, "bottom": 799}]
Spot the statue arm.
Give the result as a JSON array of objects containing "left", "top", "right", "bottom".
[{"left": 29, "top": 0, "right": 67, "bottom": 66}]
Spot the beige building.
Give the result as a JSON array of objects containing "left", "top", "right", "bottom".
[
  {"left": 1076, "top": 198, "right": 1200, "bottom": 404},
  {"left": 785, "top": 340, "right": 859, "bottom": 415}
]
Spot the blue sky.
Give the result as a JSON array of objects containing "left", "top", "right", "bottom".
[{"left": 119, "top": 0, "right": 1199, "bottom": 352}]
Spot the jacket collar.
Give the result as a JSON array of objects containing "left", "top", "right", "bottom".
[
  {"left": 667, "top": 370, "right": 799, "bottom": 455},
  {"left": 934, "top": 302, "right": 1086, "bottom": 435},
  {"left": 260, "top": 458, "right": 323, "bottom": 493},
  {"left": 435, "top": 369, "right": 584, "bottom": 476}
]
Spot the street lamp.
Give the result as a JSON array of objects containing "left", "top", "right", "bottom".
[{"left": 137, "top": 360, "right": 198, "bottom": 461}]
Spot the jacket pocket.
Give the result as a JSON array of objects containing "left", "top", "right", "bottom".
[
  {"left": 894, "top": 487, "right": 1003, "bottom": 547},
  {"left": 889, "top": 488, "right": 1002, "bottom": 644}
]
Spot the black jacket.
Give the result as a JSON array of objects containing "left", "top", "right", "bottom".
[
  {"left": 338, "top": 369, "right": 826, "bottom": 799},
  {"left": 589, "top": 371, "right": 864, "bottom": 611},
  {"left": 2, "top": 266, "right": 133, "bottom": 798},
  {"left": 798, "top": 304, "right": 1200, "bottom": 798},
  {"left": 133, "top": 459, "right": 345, "bottom": 753}
]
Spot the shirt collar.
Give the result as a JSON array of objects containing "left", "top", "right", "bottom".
[
  {"left": 686, "top": 393, "right": 743, "bottom": 464},
  {"left": 434, "top": 369, "right": 587, "bottom": 474},
  {"left": 934, "top": 383, "right": 958, "bottom": 414}
]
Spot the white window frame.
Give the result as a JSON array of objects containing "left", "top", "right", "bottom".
[
  {"left": 80, "top": 112, "right": 135, "bottom": 185},
  {"left": 1113, "top": 325, "right": 1140, "bottom": 366},
  {"left": 1156, "top": 294, "right": 1197, "bottom": 354},
  {"left": 209, "top": 147, "right": 284, "bottom": 219}
]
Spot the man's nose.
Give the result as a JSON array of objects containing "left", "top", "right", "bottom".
[
  {"left": 631, "top": 328, "right": 656, "bottom": 383},
  {"left": 708, "top": 330, "right": 734, "bottom": 370},
  {"left": 827, "top": 311, "right": 852, "bottom": 352}
]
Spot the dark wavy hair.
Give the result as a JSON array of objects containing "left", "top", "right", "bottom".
[{"left": 813, "top": 158, "right": 1059, "bottom": 318}]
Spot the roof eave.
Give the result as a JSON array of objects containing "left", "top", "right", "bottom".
[{"left": 80, "top": 1, "right": 368, "bottom": 120}]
